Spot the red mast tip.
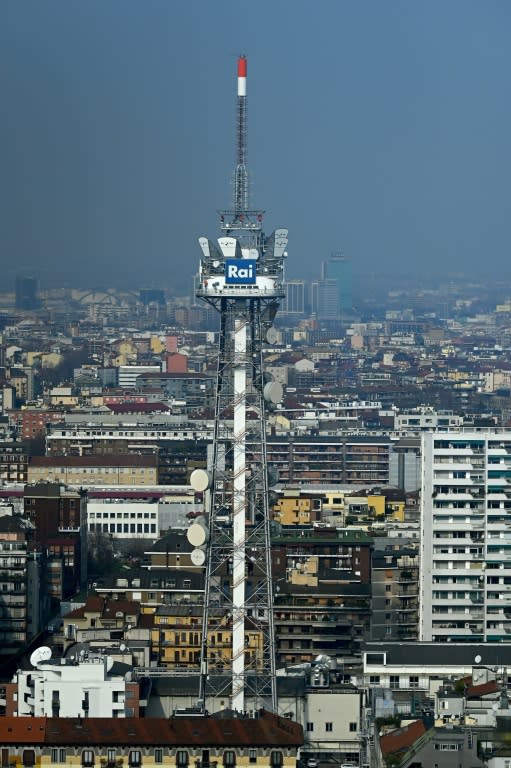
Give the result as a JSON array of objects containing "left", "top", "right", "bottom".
[{"left": 237, "top": 56, "right": 247, "bottom": 78}]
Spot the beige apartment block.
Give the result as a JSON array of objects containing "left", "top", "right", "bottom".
[{"left": 28, "top": 455, "right": 159, "bottom": 486}]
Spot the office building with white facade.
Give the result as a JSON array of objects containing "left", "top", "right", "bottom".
[{"left": 420, "top": 431, "right": 511, "bottom": 642}]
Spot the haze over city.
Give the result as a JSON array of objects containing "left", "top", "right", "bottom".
[{"left": 1, "top": 1, "right": 511, "bottom": 292}]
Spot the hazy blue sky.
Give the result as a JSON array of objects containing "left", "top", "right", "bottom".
[{"left": 1, "top": 1, "right": 511, "bottom": 293}]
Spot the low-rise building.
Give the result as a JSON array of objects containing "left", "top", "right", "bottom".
[
  {"left": 14, "top": 651, "right": 140, "bottom": 717},
  {"left": 0, "top": 710, "right": 303, "bottom": 768}
]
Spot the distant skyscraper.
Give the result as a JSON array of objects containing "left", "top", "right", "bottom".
[
  {"left": 139, "top": 288, "right": 165, "bottom": 306},
  {"left": 281, "top": 280, "right": 306, "bottom": 315},
  {"left": 15, "top": 276, "right": 39, "bottom": 310},
  {"left": 316, "top": 278, "right": 339, "bottom": 320},
  {"left": 322, "top": 253, "right": 353, "bottom": 314}
]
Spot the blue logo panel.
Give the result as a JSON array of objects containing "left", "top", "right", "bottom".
[{"left": 225, "top": 259, "right": 256, "bottom": 284}]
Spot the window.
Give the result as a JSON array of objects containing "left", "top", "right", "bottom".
[
  {"left": 223, "top": 751, "right": 236, "bottom": 767},
  {"left": 306, "top": 722, "right": 314, "bottom": 732},
  {"left": 326, "top": 722, "right": 333, "bottom": 732},
  {"left": 51, "top": 750, "right": 59, "bottom": 764},
  {"left": 270, "top": 752, "right": 283, "bottom": 767},
  {"left": 349, "top": 722, "right": 357, "bottom": 732},
  {"left": 390, "top": 675, "right": 399, "bottom": 689},
  {"left": 129, "top": 751, "right": 141, "bottom": 767},
  {"left": 155, "top": 749, "right": 163, "bottom": 763},
  {"left": 409, "top": 675, "right": 419, "bottom": 688},
  {"left": 176, "top": 751, "right": 189, "bottom": 767},
  {"left": 82, "top": 751, "right": 94, "bottom": 767},
  {"left": 248, "top": 750, "right": 257, "bottom": 764},
  {"left": 108, "top": 750, "right": 116, "bottom": 765},
  {"left": 22, "top": 752, "right": 35, "bottom": 767},
  {"left": 369, "top": 675, "right": 380, "bottom": 684}
]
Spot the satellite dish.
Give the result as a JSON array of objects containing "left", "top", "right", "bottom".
[
  {"left": 30, "top": 646, "right": 52, "bottom": 667},
  {"left": 475, "top": 654, "right": 482, "bottom": 664},
  {"left": 187, "top": 521, "right": 208, "bottom": 547},
  {"left": 265, "top": 326, "right": 278, "bottom": 345},
  {"left": 190, "top": 469, "right": 211, "bottom": 492},
  {"left": 120, "top": 643, "right": 127, "bottom": 653},
  {"left": 106, "top": 656, "right": 114, "bottom": 672},
  {"left": 263, "top": 381, "right": 283, "bottom": 404},
  {"left": 191, "top": 548, "right": 206, "bottom": 566}
]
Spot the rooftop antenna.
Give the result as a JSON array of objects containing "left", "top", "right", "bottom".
[
  {"left": 219, "top": 55, "right": 265, "bottom": 238},
  {"left": 234, "top": 55, "right": 249, "bottom": 217}
]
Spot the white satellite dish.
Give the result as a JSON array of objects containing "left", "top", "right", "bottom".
[
  {"left": 190, "top": 469, "right": 211, "bottom": 492},
  {"left": 475, "top": 654, "right": 482, "bottom": 664},
  {"left": 106, "top": 656, "right": 114, "bottom": 672},
  {"left": 30, "top": 646, "right": 52, "bottom": 667},
  {"left": 266, "top": 326, "right": 278, "bottom": 345},
  {"left": 187, "top": 521, "right": 208, "bottom": 547},
  {"left": 263, "top": 380, "right": 283, "bottom": 404},
  {"left": 119, "top": 643, "right": 127, "bottom": 653},
  {"left": 191, "top": 548, "right": 206, "bottom": 566}
]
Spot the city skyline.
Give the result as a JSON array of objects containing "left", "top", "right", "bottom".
[{"left": 2, "top": 2, "right": 511, "bottom": 292}]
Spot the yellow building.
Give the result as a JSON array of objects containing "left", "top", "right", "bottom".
[
  {"left": 272, "top": 494, "right": 319, "bottom": 526},
  {"left": 151, "top": 608, "right": 264, "bottom": 671},
  {"left": 150, "top": 336, "right": 165, "bottom": 354}
]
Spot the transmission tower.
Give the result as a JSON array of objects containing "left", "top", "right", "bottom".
[{"left": 194, "top": 56, "right": 287, "bottom": 713}]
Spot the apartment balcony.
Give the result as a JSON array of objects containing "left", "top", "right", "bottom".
[
  {"left": 395, "top": 576, "right": 418, "bottom": 586},
  {"left": 431, "top": 623, "right": 479, "bottom": 635},
  {"left": 395, "top": 615, "right": 418, "bottom": 625}
]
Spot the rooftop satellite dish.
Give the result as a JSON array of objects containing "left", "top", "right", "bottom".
[
  {"left": 120, "top": 643, "right": 127, "bottom": 653},
  {"left": 475, "top": 654, "right": 482, "bottom": 664},
  {"left": 30, "top": 646, "right": 52, "bottom": 668}
]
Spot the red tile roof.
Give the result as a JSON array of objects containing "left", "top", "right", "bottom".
[
  {"left": 465, "top": 679, "right": 500, "bottom": 699},
  {"left": 0, "top": 712, "right": 303, "bottom": 748},
  {"left": 63, "top": 597, "right": 141, "bottom": 621},
  {"left": 380, "top": 719, "right": 426, "bottom": 757}
]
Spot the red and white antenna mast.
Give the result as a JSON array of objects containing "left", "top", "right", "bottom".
[{"left": 234, "top": 55, "right": 249, "bottom": 216}]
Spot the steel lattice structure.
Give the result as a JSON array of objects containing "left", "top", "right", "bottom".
[{"left": 194, "top": 56, "right": 287, "bottom": 713}]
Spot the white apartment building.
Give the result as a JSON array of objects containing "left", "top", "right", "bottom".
[
  {"left": 16, "top": 653, "right": 138, "bottom": 717},
  {"left": 421, "top": 431, "right": 511, "bottom": 642}
]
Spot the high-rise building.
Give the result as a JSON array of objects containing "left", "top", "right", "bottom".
[
  {"left": 15, "top": 276, "right": 39, "bottom": 310},
  {"left": 420, "top": 431, "right": 511, "bottom": 642},
  {"left": 281, "top": 279, "right": 306, "bottom": 315},
  {"left": 316, "top": 278, "right": 339, "bottom": 320},
  {"left": 326, "top": 253, "right": 352, "bottom": 313}
]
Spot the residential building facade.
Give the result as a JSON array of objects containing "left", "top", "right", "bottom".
[{"left": 421, "top": 431, "right": 511, "bottom": 642}]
